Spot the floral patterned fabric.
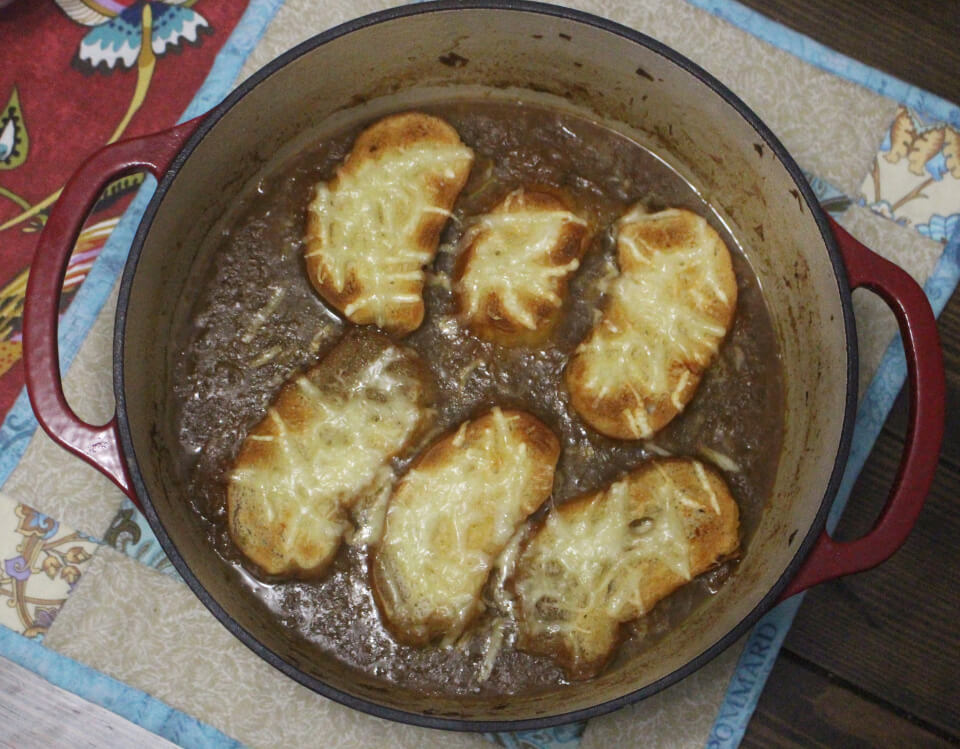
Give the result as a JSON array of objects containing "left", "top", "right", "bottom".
[
  {"left": 860, "top": 106, "right": 960, "bottom": 242},
  {"left": 0, "top": 0, "right": 249, "bottom": 420},
  {"left": 0, "top": 492, "right": 98, "bottom": 638}
]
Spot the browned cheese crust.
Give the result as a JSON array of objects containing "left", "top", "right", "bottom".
[
  {"left": 227, "top": 329, "right": 434, "bottom": 578},
  {"left": 566, "top": 207, "right": 737, "bottom": 439},
  {"left": 371, "top": 408, "right": 560, "bottom": 646},
  {"left": 453, "top": 188, "right": 591, "bottom": 346},
  {"left": 304, "top": 112, "right": 474, "bottom": 336},
  {"left": 513, "top": 457, "right": 740, "bottom": 679}
]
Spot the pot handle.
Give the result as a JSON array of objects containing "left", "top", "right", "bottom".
[
  {"left": 780, "top": 217, "right": 945, "bottom": 598},
  {"left": 23, "top": 119, "right": 202, "bottom": 509}
]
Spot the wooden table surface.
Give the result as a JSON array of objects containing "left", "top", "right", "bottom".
[
  {"left": 737, "top": 1, "right": 960, "bottom": 746},
  {"left": 1, "top": 2, "right": 958, "bottom": 748}
]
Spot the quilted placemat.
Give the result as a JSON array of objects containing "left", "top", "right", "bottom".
[{"left": 1, "top": 1, "right": 958, "bottom": 747}]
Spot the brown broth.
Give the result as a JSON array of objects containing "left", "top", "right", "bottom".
[{"left": 169, "top": 99, "right": 783, "bottom": 696}]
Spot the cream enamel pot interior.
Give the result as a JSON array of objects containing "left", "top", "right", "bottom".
[{"left": 22, "top": 1, "right": 944, "bottom": 732}]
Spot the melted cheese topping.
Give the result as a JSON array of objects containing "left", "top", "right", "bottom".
[
  {"left": 573, "top": 208, "right": 734, "bottom": 438},
  {"left": 306, "top": 142, "right": 473, "bottom": 329},
  {"left": 478, "top": 618, "right": 506, "bottom": 683},
  {"left": 457, "top": 191, "right": 587, "bottom": 331},
  {"left": 375, "top": 409, "right": 555, "bottom": 643},
  {"left": 475, "top": 524, "right": 529, "bottom": 682},
  {"left": 699, "top": 445, "right": 741, "bottom": 473},
  {"left": 515, "top": 460, "right": 721, "bottom": 667},
  {"left": 241, "top": 286, "right": 286, "bottom": 343},
  {"left": 228, "top": 344, "right": 427, "bottom": 575},
  {"left": 346, "top": 466, "right": 395, "bottom": 548}
]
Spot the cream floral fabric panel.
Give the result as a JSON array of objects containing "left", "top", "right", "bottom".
[
  {"left": 2, "top": 281, "right": 124, "bottom": 537},
  {"left": 860, "top": 106, "right": 960, "bottom": 243},
  {"left": 44, "top": 546, "right": 488, "bottom": 749},
  {"left": 0, "top": 491, "right": 97, "bottom": 639}
]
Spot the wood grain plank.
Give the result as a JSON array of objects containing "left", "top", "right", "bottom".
[
  {"left": 781, "top": 432, "right": 960, "bottom": 736},
  {"left": 0, "top": 655, "right": 177, "bottom": 749},
  {"left": 742, "top": 653, "right": 954, "bottom": 748},
  {"left": 735, "top": 0, "right": 960, "bottom": 104}
]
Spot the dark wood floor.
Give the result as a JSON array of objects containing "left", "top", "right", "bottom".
[{"left": 736, "top": 1, "right": 960, "bottom": 746}]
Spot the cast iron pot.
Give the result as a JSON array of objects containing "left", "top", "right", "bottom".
[{"left": 23, "top": 0, "right": 945, "bottom": 732}]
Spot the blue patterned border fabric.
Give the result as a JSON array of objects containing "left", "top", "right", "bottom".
[
  {"left": 686, "top": 0, "right": 960, "bottom": 128},
  {"left": 0, "top": 623, "right": 245, "bottom": 748}
]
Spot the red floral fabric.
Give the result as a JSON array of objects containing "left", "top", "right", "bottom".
[{"left": 0, "top": 0, "right": 249, "bottom": 421}]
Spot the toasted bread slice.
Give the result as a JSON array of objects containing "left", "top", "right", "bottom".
[
  {"left": 566, "top": 207, "right": 737, "bottom": 439},
  {"left": 453, "top": 188, "right": 590, "bottom": 345},
  {"left": 372, "top": 408, "right": 560, "bottom": 646},
  {"left": 304, "top": 112, "right": 474, "bottom": 336},
  {"left": 513, "top": 457, "right": 739, "bottom": 679},
  {"left": 227, "top": 329, "right": 434, "bottom": 578}
]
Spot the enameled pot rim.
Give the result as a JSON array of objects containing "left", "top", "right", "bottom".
[{"left": 113, "top": 0, "right": 858, "bottom": 731}]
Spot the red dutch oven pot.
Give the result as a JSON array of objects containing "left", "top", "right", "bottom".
[{"left": 21, "top": 1, "right": 944, "bottom": 732}]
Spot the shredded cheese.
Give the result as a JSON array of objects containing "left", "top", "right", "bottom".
[
  {"left": 571, "top": 208, "right": 735, "bottom": 438},
  {"left": 241, "top": 286, "right": 286, "bottom": 343},
  {"left": 699, "top": 445, "right": 742, "bottom": 473},
  {"left": 228, "top": 339, "right": 428, "bottom": 575},
  {"left": 456, "top": 189, "right": 587, "bottom": 335},
  {"left": 514, "top": 463, "right": 715, "bottom": 667},
  {"left": 374, "top": 409, "right": 556, "bottom": 643},
  {"left": 306, "top": 140, "right": 473, "bottom": 331}
]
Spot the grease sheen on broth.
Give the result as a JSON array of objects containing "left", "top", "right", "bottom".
[{"left": 169, "top": 99, "right": 784, "bottom": 696}]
